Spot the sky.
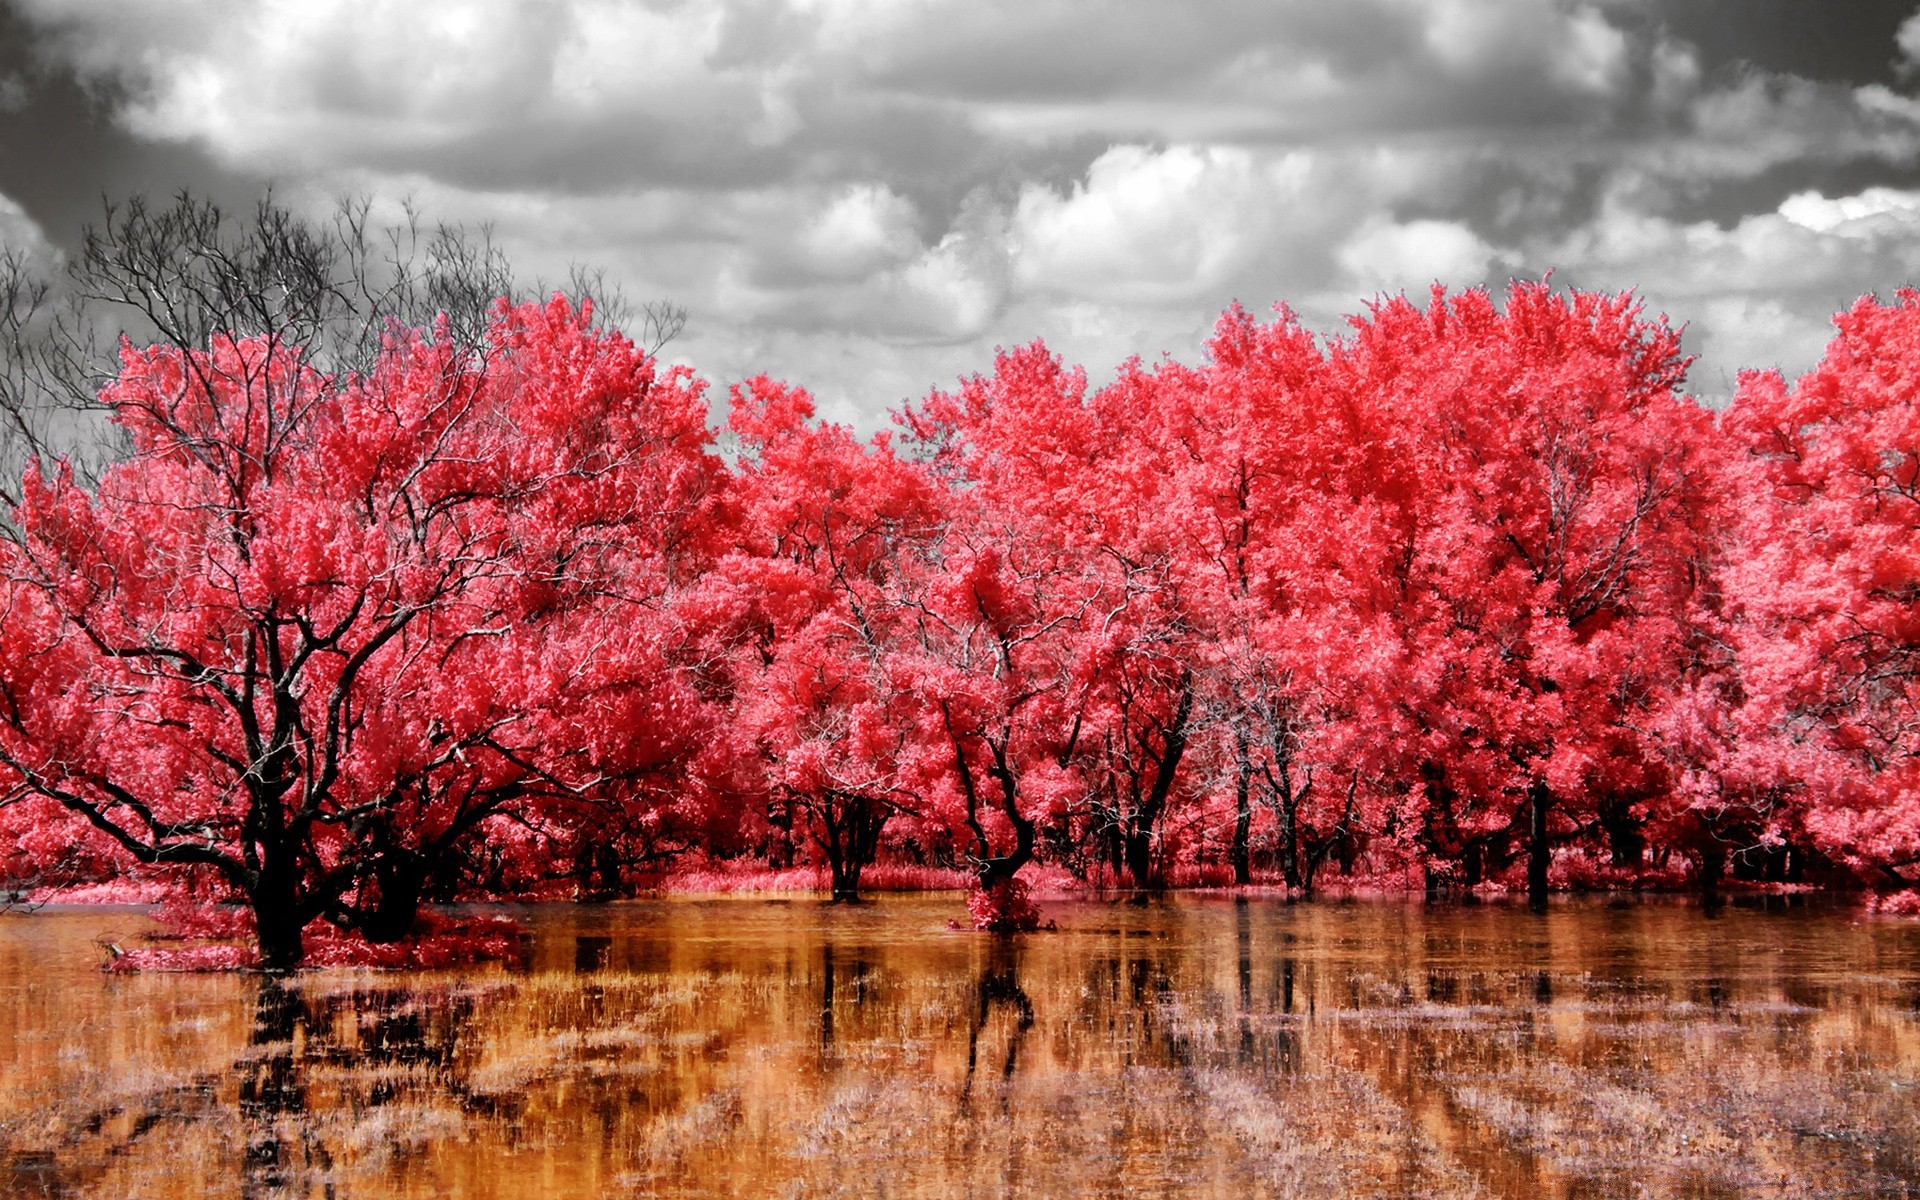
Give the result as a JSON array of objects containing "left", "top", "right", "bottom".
[{"left": 4, "top": 0, "right": 1920, "bottom": 427}]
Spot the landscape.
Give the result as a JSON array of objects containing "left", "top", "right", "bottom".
[
  {"left": 2, "top": 1, "right": 1920, "bottom": 1197},
  {"left": 1, "top": 193, "right": 1917, "bottom": 1198}
]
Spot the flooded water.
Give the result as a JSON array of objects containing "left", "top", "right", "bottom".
[{"left": 1, "top": 895, "right": 1917, "bottom": 1199}]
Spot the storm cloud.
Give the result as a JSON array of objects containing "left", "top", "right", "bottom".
[{"left": 5, "top": 0, "right": 1920, "bottom": 421}]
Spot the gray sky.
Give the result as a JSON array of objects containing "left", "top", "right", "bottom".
[{"left": 4, "top": 0, "right": 1920, "bottom": 425}]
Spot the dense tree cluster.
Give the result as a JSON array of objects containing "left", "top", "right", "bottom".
[{"left": 3, "top": 243, "right": 1919, "bottom": 962}]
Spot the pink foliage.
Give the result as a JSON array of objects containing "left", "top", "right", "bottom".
[
  {"left": 964, "top": 875, "right": 1046, "bottom": 932},
  {"left": 16, "top": 277, "right": 1920, "bottom": 969},
  {"left": 108, "top": 912, "right": 521, "bottom": 972}
]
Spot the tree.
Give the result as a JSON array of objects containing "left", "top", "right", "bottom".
[
  {"left": 1151, "top": 304, "right": 1405, "bottom": 892},
  {"left": 0, "top": 296, "right": 720, "bottom": 967},
  {"left": 1325, "top": 283, "right": 1720, "bottom": 903},
  {"left": 899, "top": 345, "right": 1105, "bottom": 924},
  {"left": 1721, "top": 292, "right": 1920, "bottom": 894},
  {"left": 0, "top": 192, "right": 684, "bottom": 514},
  {"left": 719, "top": 377, "right": 941, "bottom": 901}
]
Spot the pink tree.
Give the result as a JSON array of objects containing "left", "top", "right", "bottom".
[
  {"left": 1150, "top": 305, "right": 1409, "bottom": 891},
  {"left": 0, "top": 297, "right": 722, "bottom": 966},
  {"left": 1721, "top": 292, "right": 1920, "bottom": 894},
  {"left": 718, "top": 377, "right": 943, "bottom": 900},
  {"left": 898, "top": 345, "right": 1110, "bottom": 923},
  {"left": 1324, "top": 283, "right": 1721, "bottom": 902}
]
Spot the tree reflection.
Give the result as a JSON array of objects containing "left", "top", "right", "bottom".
[
  {"left": 961, "top": 938, "right": 1034, "bottom": 1116},
  {"left": 237, "top": 978, "right": 318, "bottom": 1198},
  {"left": 5, "top": 898, "right": 1920, "bottom": 1197}
]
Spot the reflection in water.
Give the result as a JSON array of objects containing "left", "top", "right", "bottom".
[
  {"left": 0, "top": 897, "right": 1918, "bottom": 1198},
  {"left": 237, "top": 980, "right": 305, "bottom": 1198},
  {"left": 961, "top": 938, "right": 1033, "bottom": 1116}
]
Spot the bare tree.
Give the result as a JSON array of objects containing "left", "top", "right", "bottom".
[
  {"left": 0, "top": 190, "right": 687, "bottom": 517},
  {"left": 562, "top": 261, "right": 688, "bottom": 355}
]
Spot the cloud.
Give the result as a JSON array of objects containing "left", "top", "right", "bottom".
[
  {"left": 1338, "top": 216, "right": 1505, "bottom": 295},
  {"left": 0, "top": 192, "right": 56, "bottom": 268},
  {"left": 12, "top": 0, "right": 1685, "bottom": 188},
  {"left": 1778, "top": 185, "right": 1920, "bottom": 234},
  {"left": 10, "top": 0, "right": 1920, "bottom": 425},
  {"left": 1423, "top": 0, "right": 1629, "bottom": 97},
  {"left": 1900, "top": 8, "right": 1920, "bottom": 73},
  {"left": 1009, "top": 144, "right": 1305, "bottom": 304},
  {"left": 1529, "top": 181, "right": 1920, "bottom": 397},
  {"left": 778, "top": 184, "right": 925, "bottom": 284}
]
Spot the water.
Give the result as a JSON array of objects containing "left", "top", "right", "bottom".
[{"left": 1, "top": 894, "right": 1917, "bottom": 1198}]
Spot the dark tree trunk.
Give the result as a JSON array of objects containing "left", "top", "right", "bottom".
[
  {"left": 1278, "top": 795, "right": 1300, "bottom": 890},
  {"left": 254, "top": 888, "right": 305, "bottom": 972},
  {"left": 1125, "top": 679, "right": 1194, "bottom": 891},
  {"left": 360, "top": 852, "right": 427, "bottom": 944},
  {"left": 943, "top": 707, "right": 1036, "bottom": 896},
  {"left": 1123, "top": 827, "right": 1154, "bottom": 892},
  {"left": 252, "top": 836, "right": 307, "bottom": 971},
  {"left": 975, "top": 817, "right": 1035, "bottom": 893},
  {"left": 1268, "top": 745, "right": 1307, "bottom": 890},
  {"left": 1462, "top": 839, "right": 1485, "bottom": 889},
  {"left": 1528, "top": 779, "right": 1552, "bottom": 913},
  {"left": 573, "top": 840, "right": 624, "bottom": 903},
  {"left": 1231, "top": 747, "right": 1253, "bottom": 887},
  {"left": 822, "top": 792, "right": 888, "bottom": 904},
  {"left": 829, "top": 867, "right": 864, "bottom": 904},
  {"left": 1698, "top": 834, "right": 1726, "bottom": 899},
  {"left": 1601, "top": 801, "right": 1644, "bottom": 868}
]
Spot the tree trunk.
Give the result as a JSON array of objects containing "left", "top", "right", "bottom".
[
  {"left": 1231, "top": 750, "right": 1253, "bottom": 887},
  {"left": 1462, "top": 839, "right": 1484, "bottom": 889},
  {"left": 1601, "top": 801, "right": 1644, "bottom": 867},
  {"left": 253, "top": 868, "right": 306, "bottom": 972},
  {"left": 247, "top": 829, "right": 307, "bottom": 967},
  {"left": 1528, "top": 779, "right": 1551, "bottom": 913},
  {"left": 1126, "top": 679, "right": 1193, "bottom": 892},
  {"left": 945, "top": 713, "right": 1034, "bottom": 895},
  {"left": 360, "top": 852, "right": 426, "bottom": 944},
  {"left": 975, "top": 821, "right": 1035, "bottom": 892},
  {"left": 1698, "top": 834, "right": 1726, "bottom": 900},
  {"left": 830, "top": 862, "right": 865, "bottom": 904},
  {"left": 1123, "top": 827, "right": 1154, "bottom": 891},
  {"left": 822, "top": 792, "right": 887, "bottom": 904},
  {"left": 1278, "top": 794, "right": 1300, "bottom": 890}
]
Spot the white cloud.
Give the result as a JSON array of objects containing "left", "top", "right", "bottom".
[
  {"left": 1337, "top": 216, "right": 1504, "bottom": 295},
  {"left": 0, "top": 194, "right": 56, "bottom": 269},
  {"left": 44, "top": 0, "right": 572, "bottom": 153},
  {"left": 1550, "top": 6, "right": 1631, "bottom": 97},
  {"left": 793, "top": 184, "right": 923, "bottom": 281},
  {"left": 1010, "top": 144, "right": 1312, "bottom": 304},
  {"left": 12, "top": 0, "right": 1920, "bottom": 429},
  {"left": 1779, "top": 186, "right": 1920, "bottom": 235},
  {"left": 1532, "top": 183, "right": 1920, "bottom": 397},
  {"left": 1647, "top": 37, "right": 1702, "bottom": 115},
  {"left": 1689, "top": 295, "right": 1839, "bottom": 397},
  {"left": 1899, "top": 9, "right": 1920, "bottom": 73},
  {"left": 1420, "top": 0, "right": 1627, "bottom": 97}
]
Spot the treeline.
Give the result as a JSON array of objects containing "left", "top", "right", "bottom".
[{"left": 1, "top": 196, "right": 1917, "bottom": 966}]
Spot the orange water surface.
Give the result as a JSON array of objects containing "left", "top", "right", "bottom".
[{"left": 1, "top": 894, "right": 1917, "bottom": 1198}]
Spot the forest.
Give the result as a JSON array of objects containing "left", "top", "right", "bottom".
[{"left": 0, "top": 197, "right": 1917, "bottom": 969}]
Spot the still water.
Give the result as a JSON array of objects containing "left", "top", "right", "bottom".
[{"left": 1, "top": 895, "right": 1917, "bottom": 1199}]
